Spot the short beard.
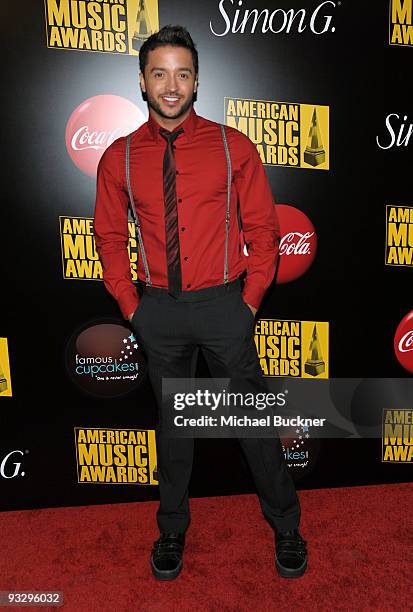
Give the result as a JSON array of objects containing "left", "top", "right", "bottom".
[{"left": 145, "top": 91, "right": 195, "bottom": 121}]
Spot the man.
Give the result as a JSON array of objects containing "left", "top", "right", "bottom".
[{"left": 94, "top": 24, "right": 308, "bottom": 581}]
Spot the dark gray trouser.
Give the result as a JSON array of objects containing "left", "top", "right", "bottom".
[{"left": 131, "top": 279, "right": 301, "bottom": 535}]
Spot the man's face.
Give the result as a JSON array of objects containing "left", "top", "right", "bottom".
[{"left": 139, "top": 45, "right": 198, "bottom": 121}]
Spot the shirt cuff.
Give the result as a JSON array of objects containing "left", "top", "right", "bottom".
[
  {"left": 118, "top": 287, "right": 140, "bottom": 321},
  {"left": 241, "top": 283, "right": 266, "bottom": 311}
]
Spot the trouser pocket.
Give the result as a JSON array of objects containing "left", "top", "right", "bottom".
[
  {"left": 238, "top": 292, "right": 255, "bottom": 322},
  {"left": 131, "top": 293, "right": 147, "bottom": 329}
]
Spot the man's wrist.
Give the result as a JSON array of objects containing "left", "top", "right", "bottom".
[
  {"left": 242, "top": 285, "right": 264, "bottom": 311},
  {"left": 120, "top": 291, "right": 139, "bottom": 321}
]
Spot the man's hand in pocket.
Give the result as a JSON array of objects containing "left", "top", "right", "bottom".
[
  {"left": 247, "top": 303, "right": 257, "bottom": 317},
  {"left": 128, "top": 304, "right": 139, "bottom": 322}
]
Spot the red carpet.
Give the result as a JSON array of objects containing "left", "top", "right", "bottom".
[{"left": 1, "top": 483, "right": 412, "bottom": 611}]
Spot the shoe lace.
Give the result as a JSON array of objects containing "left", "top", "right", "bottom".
[
  {"left": 152, "top": 534, "right": 184, "bottom": 562},
  {"left": 276, "top": 535, "right": 307, "bottom": 559}
]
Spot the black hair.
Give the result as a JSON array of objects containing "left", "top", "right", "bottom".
[{"left": 139, "top": 25, "right": 199, "bottom": 77}]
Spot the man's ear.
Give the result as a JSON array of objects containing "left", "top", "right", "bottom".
[
  {"left": 139, "top": 71, "right": 148, "bottom": 101},
  {"left": 139, "top": 71, "right": 146, "bottom": 94}
]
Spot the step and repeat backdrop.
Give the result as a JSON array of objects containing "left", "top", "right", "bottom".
[{"left": 1, "top": 0, "right": 412, "bottom": 511}]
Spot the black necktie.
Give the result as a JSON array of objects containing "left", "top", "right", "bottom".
[{"left": 159, "top": 127, "right": 184, "bottom": 297}]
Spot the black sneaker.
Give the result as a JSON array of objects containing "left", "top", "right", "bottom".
[
  {"left": 151, "top": 532, "right": 185, "bottom": 580},
  {"left": 275, "top": 528, "right": 308, "bottom": 578}
]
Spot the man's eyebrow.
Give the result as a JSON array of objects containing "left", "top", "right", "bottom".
[{"left": 150, "top": 67, "right": 193, "bottom": 73}]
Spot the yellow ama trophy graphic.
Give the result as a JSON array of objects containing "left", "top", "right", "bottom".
[
  {"left": 0, "top": 338, "right": 12, "bottom": 396},
  {"left": 224, "top": 97, "right": 329, "bottom": 170},
  {"left": 304, "top": 108, "right": 326, "bottom": 167},
  {"left": 304, "top": 323, "right": 326, "bottom": 376},
  {"left": 132, "top": 0, "right": 155, "bottom": 52},
  {"left": 43, "top": 0, "right": 159, "bottom": 55},
  {"left": 0, "top": 361, "right": 7, "bottom": 393}
]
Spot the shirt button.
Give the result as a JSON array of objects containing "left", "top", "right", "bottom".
[
  {"left": 187, "top": 284, "right": 191, "bottom": 288},
  {"left": 176, "top": 170, "right": 179, "bottom": 175},
  {"left": 178, "top": 198, "right": 182, "bottom": 203},
  {"left": 181, "top": 227, "right": 185, "bottom": 231},
  {"left": 184, "top": 256, "right": 189, "bottom": 261}
]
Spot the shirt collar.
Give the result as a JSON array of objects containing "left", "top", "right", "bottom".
[{"left": 147, "top": 106, "right": 198, "bottom": 143}]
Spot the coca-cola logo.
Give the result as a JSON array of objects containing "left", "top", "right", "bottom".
[
  {"left": 274, "top": 204, "right": 317, "bottom": 283},
  {"left": 279, "top": 231, "right": 314, "bottom": 256},
  {"left": 0, "top": 449, "right": 27, "bottom": 479},
  {"left": 394, "top": 311, "right": 413, "bottom": 373},
  {"left": 399, "top": 331, "right": 413, "bottom": 353},
  {"left": 65, "top": 95, "right": 146, "bottom": 178}
]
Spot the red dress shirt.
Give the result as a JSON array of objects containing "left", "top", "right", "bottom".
[{"left": 93, "top": 106, "right": 280, "bottom": 320}]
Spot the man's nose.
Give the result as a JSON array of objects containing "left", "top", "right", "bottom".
[{"left": 165, "top": 73, "right": 179, "bottom": 91}]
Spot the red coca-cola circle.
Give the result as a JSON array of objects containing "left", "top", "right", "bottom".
[
  {"left": 274, "top": 204, "right": 317, "bottom": 283},
  {"left": 241, "top": 204, "right": 317, "bottom": 283},
  {"left": 65, "top": 95, "right": 146, "bottom": 178},
  {"left": 394, "top": 310, "right": 413, "bottom": 374}
]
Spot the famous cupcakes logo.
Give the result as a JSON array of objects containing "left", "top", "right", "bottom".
[
  {"left": 65, "top": 319, "right": 147, "bottom": 398},
  {"left": 280, "top": 424, "right": 320, "bottom": 481}
]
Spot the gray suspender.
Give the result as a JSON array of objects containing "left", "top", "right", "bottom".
[
  {"left": 125, "top": 123, "right": 232, "bottom": 287},
  {"left": 220, "top": 124, "right": 232, "bottom": 284},
  {"left": 125, "top": 132, "right": 152, "bottom": 286}
]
